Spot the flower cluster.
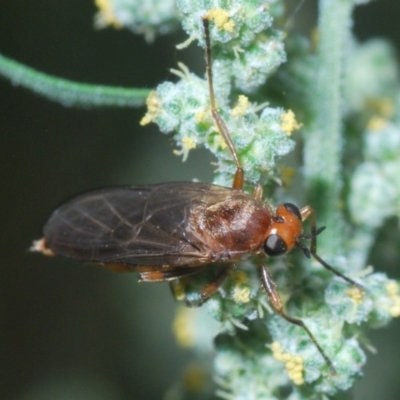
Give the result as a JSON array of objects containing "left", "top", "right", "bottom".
[
  {"left": 94, "top": 0, "right": 180, "bottom": 41},
  {"left": 140, "top": 1, "right": 294, "bottom": 186}
]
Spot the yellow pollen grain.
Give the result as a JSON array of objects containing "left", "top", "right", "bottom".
[
  {"left": 367, "top": 116, "right": 388, "bottom": 131},
  {"left": 289, "top": 371, "right": 304, "bottom": 386},
  {"left": 231, "top": 95, "right": 249, "bottom": 117},
  {"left": 205, "top": 9, "right": 235, "bottom": 33},
  {"left": 390, "top": 301, "right": 400, "bottom": 318},
  {"left": 173, "top": 137, "right": 196, "bottom": 161},
  {"left": 172, "top": 307, "right": 195, "bottom": 348},
  {"left": 195, "top": 110, "right": 207, "bottom": 124},
  {"left": 271, "top": 341, "right": 304, "bottom": 385},
  {"left": 140, "top": 91, "right": 160, "bottom": 126},
  {"left": 281, "top": 109, "right": 302, "bottom": 136},
  {"left": 285, "top": 360, "right": 295, "bottom": 370},
  {"left": 385, "top": 281, "right": 400, "bottom": 317},
  {"left": 273, "top": 353, "right": 286, "bottom": 362},
  {"left": 94, "top": 0, "right": 122, "bottom": 28},
  {"left": 233, "top": 287, "right": 251, "bottom": 303},
  {"left": 346, "top": 287, "right": 364, "bottom": 305},
  {"left": 292, "top": 364, "right": 303, "bottom": 374},
  {"left": 386, "top": 281, "right": 399, "bottom": 296},
  {"left": 182, "top": 137, "right": 197, "bottom": 150},
  {"left": 214, "top": 134, "right": 228, "bottom": 150},
  {"left": 293, "top": 356, "right": 303, "bottom": 365},
  {"left": 271, "top": 341, "right": 282, "bottom": 352}
]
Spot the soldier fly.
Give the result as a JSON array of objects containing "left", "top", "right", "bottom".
[{"left": 32, "top": 17, "right": 362, "bottom": 373}]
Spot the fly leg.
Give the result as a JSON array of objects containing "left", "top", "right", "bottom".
[
  {"left": 299, "top": 206, "right": 363, "bottom": 290},
  {"left": 202, "top": 17, "right": 244, "bottom": 190},
  {"left": 170, "top": 265, "right": 231, "bottom": 307},
  {"left": 259, "top": 265, "right": 336, "bottom": 374},
  {"left": 138, "top": 266, "right": 205, "bottom": 282}
]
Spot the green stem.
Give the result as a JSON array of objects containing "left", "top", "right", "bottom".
[
  {"left": 0, "top": 52, "right": 150, "bottom": 107},
  {"left": 303, "top": 0, "right": 354, "bottom": 255}
]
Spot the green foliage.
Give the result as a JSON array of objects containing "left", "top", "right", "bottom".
[{"left": 0, "top": 53, "right": 150, "bottom": 108}]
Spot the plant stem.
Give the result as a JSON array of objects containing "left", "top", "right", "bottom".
[
  {"left": 303, "top": 0, "right": 354, "bottom": 255},
  {"left": 0, "top": 53, "right": 150, "bottom": 107}
]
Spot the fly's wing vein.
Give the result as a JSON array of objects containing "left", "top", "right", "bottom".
[{"left": 102, "top": 197, "right": 135, "bottom": 230}]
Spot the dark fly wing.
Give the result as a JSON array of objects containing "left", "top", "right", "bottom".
[{"left": 44, "top": 182, "right": 229, "bottom": 266}]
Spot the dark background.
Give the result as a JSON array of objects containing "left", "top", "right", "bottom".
[{"left": 1, "top": 1, "right": 400, "bottom": 399}]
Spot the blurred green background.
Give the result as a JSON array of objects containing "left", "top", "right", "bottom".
[{"left": 1, "top": 1, "right": 400, "bottom": 399}]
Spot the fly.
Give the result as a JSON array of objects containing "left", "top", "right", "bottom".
[{"left": 31, "top": 17, "right": 362, "bottom": 374}]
